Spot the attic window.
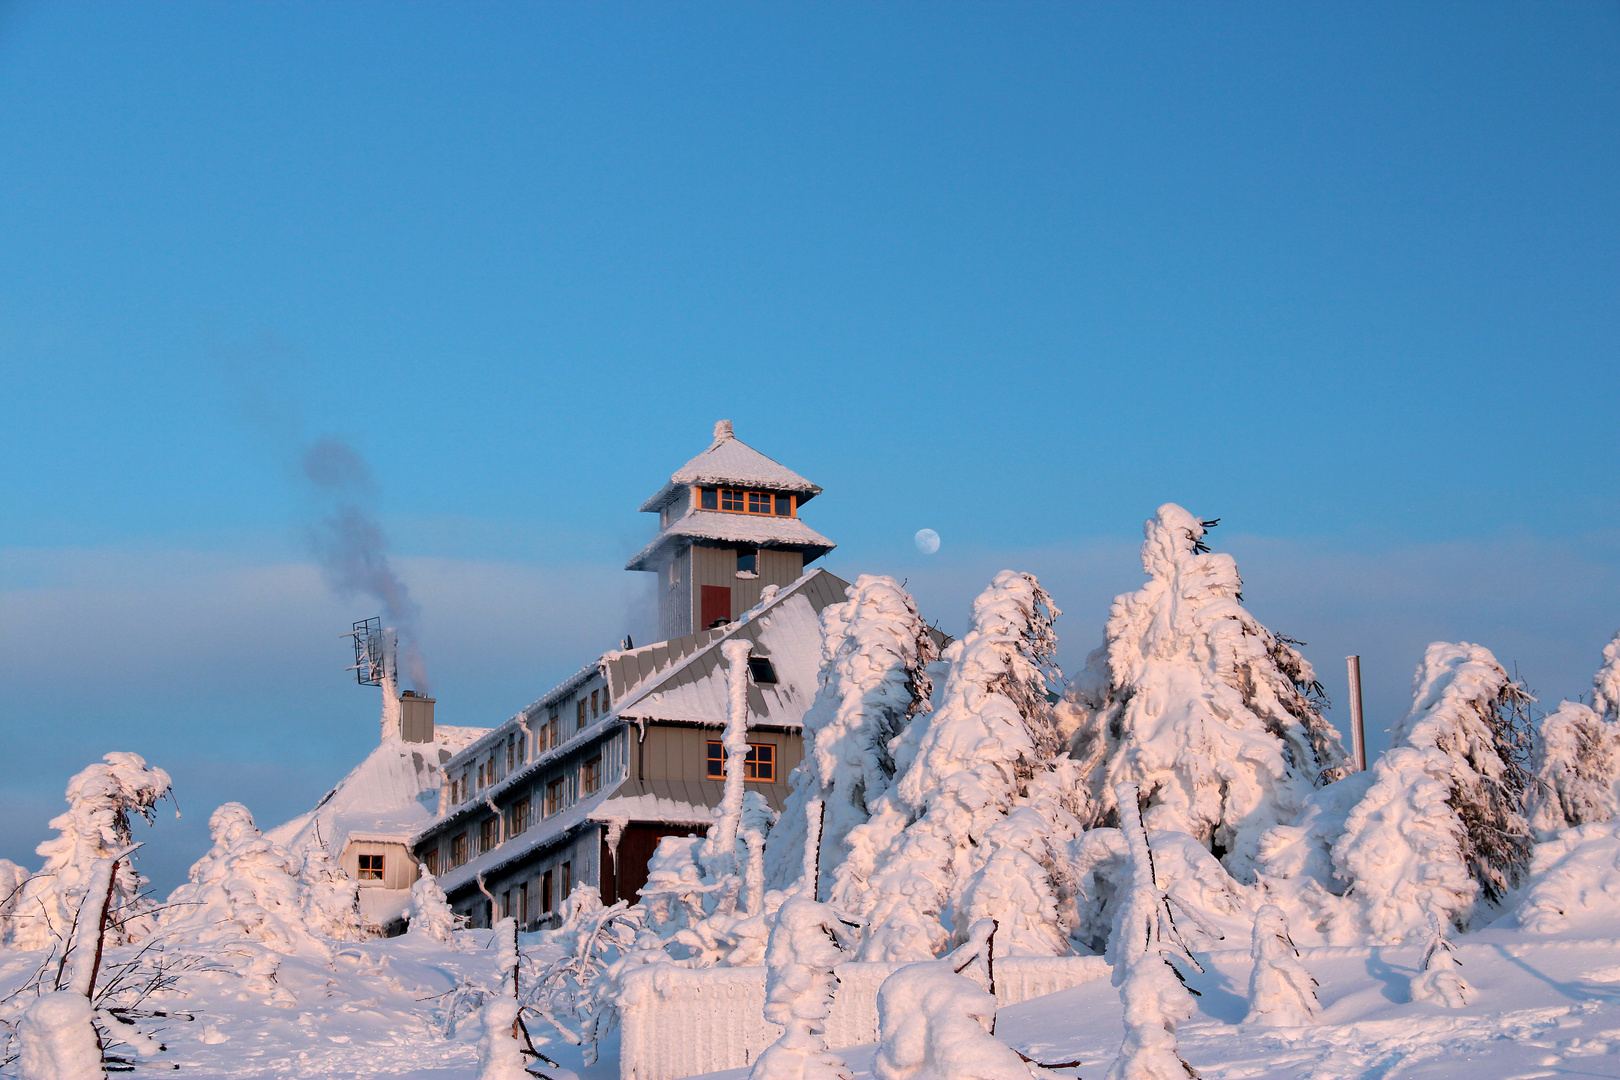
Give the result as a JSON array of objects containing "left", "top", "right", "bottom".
[
  {"left": 358, "top": 854, "right": 384, "bottom": 881},
  {"left": 747, "top": 657, "right": 777, "bottom": 684},
  {"left": 698, "top": 488, "right": 796, "bottom": 517}
]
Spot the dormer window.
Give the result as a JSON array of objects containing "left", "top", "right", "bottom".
[{"left": 698, "top": 488, "right": 796, "bottom": 517}]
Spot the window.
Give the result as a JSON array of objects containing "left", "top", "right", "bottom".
[
  {"left": 358, "top": 854, "right": 384, "bottom": 881},
  {"left": 451, "top": 833, "right": 468, "bottom": 867},
  {"left": 476, "top": 763, "right": 485, "bottom": 790},
  {"left": 546, "top": 778, "right": 565, "bottom": 816},
  {"left": 583, "top": 757, "right": 602, "bottom": 794},
  {"left": 542, "top": 869, "right": 554, "bottom": 913},
  {"left": 423, "top": 849, "right": 438, "bottom": 877},
  {"left": 706, "top": 741, "right": 777, "bottom": 781},
  {"left": 517, "top": 731, "right": 527, "bottom": 764},
  {"left": 480, "top": 816, "right": 499, "bottom": 853},
  {"left": 548, "top": 710, "right": 560, "bottom": 750},
  {"left": 562, "top": 861, "right": 572, "bottom": 897},
  {"left": 510, "top": 796, "right": 532, "bottom": 835},
  {"left": 698, "top": 488, "right": 794, "bottom": 517},
  {"left": 507, "top": 737, "right": 515, "bottom": 772},
  {"left": 591, "top": 689, "right": 599, "bottom": 718},
  {"left": 519, "top": 882, "right": 529, "bottom": 927},
  {"left": 501, "top": 890, "right": 511, "bottom": 920},
  {"left": 747, "top": 657, "right": 777, "bottom": 684},
  {"left": 736, "top": 546, "right": 757, "bottom": 574}
]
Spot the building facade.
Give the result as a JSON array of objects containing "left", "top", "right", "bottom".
[{"left": 410, "top": 420, "right": 844, "bottom": 928}]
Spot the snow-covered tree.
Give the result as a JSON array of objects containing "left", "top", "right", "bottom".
[
  {"left": 1243, "top": 905, "right": 1317, "bottom": 1027},
  {"left": 1594, "top": 628, "right": 1620, "bottom": 723},
  {"left": 1408, "top": 915, "right": 1471, "bottom": 1008},
  {"left": 1527, "top": 701, "right": 1619, "bottom": 837},
  {"left": 161, "top": 803, "right": 309, "bottom": 955},
  {"left": 298, "top": 843, "right": 365, "bottom": 941},
  {"left": 1066, "top": 505, "right": 1347, "bottom": 884},
  {"left": 750, "top": 897, "right": 857, "bottom": 1080},
  {"left": 476, "top": 917, "right": 531, "bottom": 1080},
  {"left": 836, "top": 571, "right": 1079, "bottom": 961},
  {"left": 1333, "top": 642, "right": 1533, "bottom": 939},
  {"left": 1106, "top": 783, "right": 1199, "bottom": 1080},
  {"left": 0, "top": 859, "right": 29, "bottom": 946},
  {"left": 871, "top": 961, "right": 1029, "bottom": 1080},
  {"left": 765, "top": 575, "right": 938, "bottom": 898},
  {"left": 10, "top": 753, "right": 172, "bottom": 952},
  {"left": 408, "top": 864, "right": 461, "bottom": 941}
]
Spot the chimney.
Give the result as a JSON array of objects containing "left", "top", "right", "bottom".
[{"left": 399, "top": 690, "right": 436, "bottom": 744}]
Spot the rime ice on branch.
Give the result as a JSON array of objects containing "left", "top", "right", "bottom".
[
  {"left": 765, "top": 575, "right": 938, "bottom": 899},
  {"left": 838, "top": 571, "right": 1078, "bottom": 961},
  {"left": 10, "top": 753, "right": 172, "bottom": 952},
  {"left": 1068, "top": 504, "right": 1346, "bottom": 884}
]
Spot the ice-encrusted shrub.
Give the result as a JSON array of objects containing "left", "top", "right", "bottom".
[
  {"left": 1408, "top": 915, "right": 1471, "bottom": 1008},
  {"left": 1594, "top": 628, "right": 1620, "bottom": 723},
  {"left": 407, "top": 864, "right": 462, "bottom": 941},
  {"left": 11, "top": 753, "right": 172, "bottom": 952},
  {"left": 1243, "top": 905, "right": 1318, "bottom": 1027},
  {"left": 161, "top": 803, "right": 309, "bottom": 955},
  {"left": 1527, "top": 700, "right": 1619, "bottom": 837},
  {"left": 837, "top": 571, "right": 1080, "bottom": 961},
  {"left": 1067, "top": 505, "right": 1346, "bottom": 884},
  {"left": 1334, "top": 642, "right": 1534, "bottom": 938},
  {"left": 766, "top": 575, "right": 938, "bottom": 898},
  {"left": 871, "top": 961, "right": 1029, "bottom": 1080},
  {"left": 298, "top": 843, "right": 365, "bottom": 941},
  {"left": 750, "top": 897, "right": 857, "bottom": 1080}
]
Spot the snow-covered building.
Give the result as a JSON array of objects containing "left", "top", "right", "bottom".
[{"left": 410, "top": 421, "right": 846, "bottom": 928}]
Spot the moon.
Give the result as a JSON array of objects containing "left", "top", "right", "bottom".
[{"left": 914, "top": 528, "right": 941, "bottom": 555}]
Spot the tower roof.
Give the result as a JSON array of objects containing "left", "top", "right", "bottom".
[{"left": 637, "top": 419, "right": 822, "bottom": 513}]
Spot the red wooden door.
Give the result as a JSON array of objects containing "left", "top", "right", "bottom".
[{"left": 700, "top": 585, "right": 731, "bottom": 629}]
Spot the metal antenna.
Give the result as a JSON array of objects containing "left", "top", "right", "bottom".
[{"left": 343, "top": 616, "right": 394, "bottom": 687}]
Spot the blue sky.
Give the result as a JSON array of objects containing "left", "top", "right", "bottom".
[{"left": 2, "top": 2, "right": 1617, "bottom": 892}]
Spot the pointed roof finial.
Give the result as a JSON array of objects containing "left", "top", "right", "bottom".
[{"left": 714, "top": 419, "right": 734, "bottom": 441}]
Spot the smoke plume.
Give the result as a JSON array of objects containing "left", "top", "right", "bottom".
[{"left": 301, "top": 437, "right": 430, "bottom": 694}]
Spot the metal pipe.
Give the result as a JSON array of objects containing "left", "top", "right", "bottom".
[{"left": 1346, "top": 655, "right": 1367, "bottom": 772}]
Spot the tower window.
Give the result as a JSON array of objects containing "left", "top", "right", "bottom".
[
  {"left": 698, "top": 488, "right": 795, "bottom": 517},
  {"left": 774, "top": 494, "right": 792, "bottom": 515},
  {"left": 701, "top": 488, "right": 718, "bottom": 510},
  {"left": 737, "top": 547, "right": 757, "bottom": 574},
  {"left": 721, "top": 488, "right": 746, "bottom": 512}
]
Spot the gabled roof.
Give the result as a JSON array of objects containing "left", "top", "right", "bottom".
[
  {"left": 624, "top": 509, "right": 836, "bottom": 571},
  {"left": 608, "top": 567, "right": 849, "bottom": 727},
  {"left": 638, "top": 420, "right": 822, "bottom": 512}
]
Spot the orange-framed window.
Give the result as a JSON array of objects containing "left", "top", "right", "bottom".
[
  {"left": 706, "top": 740, "right": 777, "bottom": 782},
  {"left": 698, "top": 488, "right": 795, "bottom": 518},
  {"left": 358, "top": 853, "right": 384, "bottom": 880}
]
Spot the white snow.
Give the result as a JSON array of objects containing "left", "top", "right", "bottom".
[
  {"left": 16, "top": 991, "right": 103, "bottom": 1080},
  {"left": 750, "top": 897, "right": 855, "bottom": 1080}
]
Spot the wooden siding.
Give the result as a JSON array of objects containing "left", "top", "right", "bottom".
[
  {"left": 340, "top": 841, "right": 417, "bottom": 890},
  {"left": 660, "top": 545, "right": 693, "bottom": 641},
  {"left": 638, "top": 723, "right": 803, "bottom": 792},
  {"left": 688, "top": 543, "right": 804, "bottom": 624}
]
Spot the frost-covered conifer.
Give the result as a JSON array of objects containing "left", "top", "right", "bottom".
[
  {"left": 298, "top": 843, "right": 365, "bottom": 941},
  {"left": 871, "top": 962, "right": 1029, "bottom": 1080},
  {"left": 1243, "top": 905, "right": 1317, "bottom": 1027},
  {"left": 1106, "top": 783, "right": 1198, "bottom": 1080},
  {"left": 11, "top": 753, "right": 172, "bottom": 952},
  {"left": 0, "top": 859, "right": 29, "bottom": 946},
  {"left": 408, "top": 864, "right": 461, "bottom": 941},
  {"left": 750, "top": 897, "right": 856, "bottom": 1080},
  {"left": 1068, "top": 505, "right": 1347, "bottom": 883},
  {"left": 1594, "top": 628, "right": 1620, "bottom": 723},
  {"left": 162, "top": 803, "right": 309, "bottom": 954},
  {"left": 1408, "top": 915, "right": 1471, "bottom": 1008},
  {"left": 1333, "top": 643, "right": 1533, "bottom": 939},
  {"left": 837, "top": 571, "right": 1079, "bottom": 961},
  {"left": 1527, "top": 701, "right": 1619, "bottom": 837},
  {"left": 766, "top": 576, "right": 938, "bottom": 898},
  {"left": 477, "top": 918, "right": 530, "bottom": 1080}
]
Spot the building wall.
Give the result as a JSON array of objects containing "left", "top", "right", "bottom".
[
  {"left": 451, "top": 826, "right": 600, "bottom": 931},
  {"left": 636, "top": 723, "right": 802, "bottom": 788},
  {"left": 340, "top": 841, "right": 418, "bottom": 890},
  {"left": 689, "top": 543, "right": 806, "bottom": 625},
  {"left": 660, "top": 545, "right": 693, "bottom": 641}
]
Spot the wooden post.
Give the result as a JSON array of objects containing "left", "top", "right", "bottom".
[{"left": 1346, "top": 655, "right": 1367, "bottom": 772}]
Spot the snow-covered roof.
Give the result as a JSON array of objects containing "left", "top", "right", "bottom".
[
  {"left": 610, "top": 568, "right": 846, "bottom": 728},
  {"left": 637, "top": 420, "right": 822, "bottom": 513},
  {"left": 267, "top": 725, "right": 486, "bottom": 858},
  {"left": 624, "top": 509, "right": 836, "bottom": 571}
]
